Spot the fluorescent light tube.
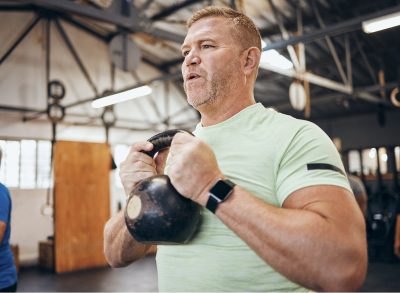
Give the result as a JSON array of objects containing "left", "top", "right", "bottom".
[
  {"left": 362, "top": 11, "right": 400, "bottom": 33},
  {"left": 91, "top": 85, "right": 152, "bottom": 108}
]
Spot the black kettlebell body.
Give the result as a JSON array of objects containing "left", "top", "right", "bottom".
[{"left": 125, "top": 130, "right": 201, "bottom": 245}]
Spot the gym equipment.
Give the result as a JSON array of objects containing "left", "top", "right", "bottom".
[
  {"left": 367, "top": 147, "right": 399, "bottom": 261},
  {"left": 125, "top": 129, "right": 201, "bottom": 245},
  {"left": 47, "top": 80, "right": 66, "bottom": 100}
]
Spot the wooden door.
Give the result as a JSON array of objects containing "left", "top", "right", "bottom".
[{"left": 54, "top": 141, "right": 111, "bottom": 273}]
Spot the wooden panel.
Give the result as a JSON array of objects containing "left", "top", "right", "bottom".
[{"left": 54, "top": 141, "right": 111, "bottom": 273}]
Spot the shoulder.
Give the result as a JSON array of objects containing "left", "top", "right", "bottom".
[{"left": 270, "top": 112, "right": 331, "bottom": 149}]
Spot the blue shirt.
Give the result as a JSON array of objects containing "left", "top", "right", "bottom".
[{"left": 0, "top": 183, "right": 17, "bottom": 289}]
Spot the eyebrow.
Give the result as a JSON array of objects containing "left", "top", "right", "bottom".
[{"left": 181, "top": 38, "right": 216, "bottom": 51}]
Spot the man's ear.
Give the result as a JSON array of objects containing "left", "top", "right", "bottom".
[{"left": 243, "top": 47, "right": 261, "bottom": 76}]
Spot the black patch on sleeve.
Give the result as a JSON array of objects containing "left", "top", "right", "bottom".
[{"left": 307, "top": 163, "right": 346, "bottom": 176}]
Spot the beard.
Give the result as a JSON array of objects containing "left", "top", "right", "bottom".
[{"left": 184, "top": 71, "right": 232, "bottom": 109}]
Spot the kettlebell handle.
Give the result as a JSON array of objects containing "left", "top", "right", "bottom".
[
  {"left": 143, "top": 129, "right": 193, "bottom": 158},
  {"left": 125, "top": 129, "right": 200, "bottom": 244}
]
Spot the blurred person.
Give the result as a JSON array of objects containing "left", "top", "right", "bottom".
[
  {"left": 348, "top": 173, "right": 368, "bottom": 217},
  {"left": 0, "top": 147, "right": 17, "bottom": 292}
]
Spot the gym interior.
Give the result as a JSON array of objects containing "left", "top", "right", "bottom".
[{"left": 0, "top": 0, "right": 400, "bottom": 292}]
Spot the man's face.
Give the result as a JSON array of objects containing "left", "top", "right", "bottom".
[{"left": 181, "top": 17, "right": 242, "bottom": 109}]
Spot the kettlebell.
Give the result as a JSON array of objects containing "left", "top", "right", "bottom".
[{"left": 125, "top": 129, "right": 201, "bottom": 245}]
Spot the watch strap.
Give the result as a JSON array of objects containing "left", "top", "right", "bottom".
[{"left": 206, "top": 179, "right": 235, "bottom": 213}]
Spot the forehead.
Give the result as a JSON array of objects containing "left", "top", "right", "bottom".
[{"left": 182, "top": 17, "right": 235, "bottom": 47}]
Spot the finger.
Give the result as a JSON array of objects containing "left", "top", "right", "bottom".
[
  {"left": 125, "top": 142, "right": 155, "bottom": 166},
  {"left": 171, "top": 132, "right": 194, "bottom": 146},
  {"left": 119, "top": 158, "right": 156, "bottom": 178},
  {"left": 155, "top": 149, "right": 169, "bottom": 174},
  {"left": 131, "top": 141, "right": 154, "bottom": 152}
]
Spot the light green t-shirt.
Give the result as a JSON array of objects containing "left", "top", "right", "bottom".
[{"left": 156, "top": 103, "right": 351, "bottom": 292}]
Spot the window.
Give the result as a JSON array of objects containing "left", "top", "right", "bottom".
[
  {"left": 0, "top": 139, "right": 52, "bottom": 189},
  {"left": 348, "top": 150, "right": 361, "bottom": 175},
  {"left": 378, "top": 147, "right": 388, "bottom": 174},
  {"left": 362, "top": 148, "right": 377, "bottom": 176},
  {"left": 37, "top": 141, "right": 52, "bottom": 188},
  {"left": 20, "top": 140, "right": 36, "bottom": 188},
  {"left": 395, "top": 146, "right": 400, "bottom": 172}
]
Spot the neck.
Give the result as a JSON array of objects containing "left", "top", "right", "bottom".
[{"left": 198, "top": 91, "right": 256, "bottom": 127}]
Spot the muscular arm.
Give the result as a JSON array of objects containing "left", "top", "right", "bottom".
[
  {"left": 103, "top": 210, "right": 151, "bottom": 267},
  {"left": 0, "top": 221, "right": 6, "bottom": 243},
  {"left": 207, "top": 184, "right": 367, "bottom": 292},
  {"left": 103, "top": 142, "right": 168, "bottom": 267},
  {"left": 168, "top": 133, "right": 367, "bottom": 292}
]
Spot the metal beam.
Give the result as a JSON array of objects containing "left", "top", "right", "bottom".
[
  {"left": 31, "top": 0, "right": 185, "bottom": 43},
  {"left": 31, "top": 0, "right": 140, "bottom": 27},
  {"left": 263, "top": 4, "right": 400, "bottom": 51},
  {"left": 59, "top": 15, "right": 109, "bottom": 42},
  {"left": 54, "top": 18, "right": 99, "bottom": 96},
  {"left": 345, "top": 35, "right": 352, "bottom": 88},
  {"left": 0, "top": 4, "right": 37, "bottom": 11},
  {"left": 259, "top": 65, "right": 389, "bottom": 105},
  {"left": 22, "top": 71, "right": 183, "bottom": 122},
  {"left": 150, "top": 0, "right": 199, "bottom": 21},
  {"left": 296, "top": 2, "right": 306, "bottom": 71},
  {"left": 0, "top": 105, "right": 42, "bottom": 113},
  {"left": 259, "top": 65, "right": 352, "bottom": 94},
  {"left": 311, "top": 0, "right": 348, "bottom": 85},
  {"left": 0, "top": 15, "right": 41, "bottom": 65},
  {"left": 353, "top": 34, "right": 378, "bottom": 84},
  {"left": 267, "top": 0, "right": 300, "bottom": 70}
]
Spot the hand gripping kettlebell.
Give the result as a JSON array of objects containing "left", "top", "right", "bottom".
[{"left": 125, "top": 129, "right": 201, "bottom": 244}]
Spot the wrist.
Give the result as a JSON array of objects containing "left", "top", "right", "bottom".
[
  {"left": 205, "top": 178, "right": 236, "bottom": 214},
  {"left": 195, "top": 173, "right": 224, "bottom": 206}
]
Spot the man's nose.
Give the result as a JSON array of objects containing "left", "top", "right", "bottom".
[{"left": 184, "top": 51, "right": 200, "bottom": 66}]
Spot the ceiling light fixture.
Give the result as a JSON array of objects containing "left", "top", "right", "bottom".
[
  {"left": 91, "top": 85, "right": 152, "bottom": 108},
  {"left": 260, "top": 39, "right": 294, "bottom": 70},
  {"left": 362, "top": 11, "right": 400, "bottom": 33}
]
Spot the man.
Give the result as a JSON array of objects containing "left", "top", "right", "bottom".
[
  {"left": 104, "top": 7, "right": 367, "bottom": 291},
  {"left": 0, "top": 147, "right": 18, "bottom": 292}
]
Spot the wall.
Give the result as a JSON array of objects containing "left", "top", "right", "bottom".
[
  {"left": 0, "top": 10, "right": 199, "bottom": 267},
  {"left": 8, "top": 175, "right": 125, "bottom": 266},
  {"left": 9, "top": 188, "right": 53, "bottom": 265},
  {"left": 316, "top": 110, "right": 400, "bottom": 150}
]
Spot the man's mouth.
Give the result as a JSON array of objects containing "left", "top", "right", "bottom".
[{"left": 186, "top": 73, "right": 201, "bottom": 81}]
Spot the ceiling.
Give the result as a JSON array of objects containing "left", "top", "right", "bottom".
[{"left": 1, "top": 0, "right": 400, "bottom": 132}]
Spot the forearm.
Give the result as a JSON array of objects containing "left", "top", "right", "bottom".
[
  {"left": 213, "top": 187, "right": 367, "bottom": 291},
  {"left": 103, "top": 210, "right": 150, "bottom": 267}
]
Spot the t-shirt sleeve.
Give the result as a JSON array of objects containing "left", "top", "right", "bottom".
[
  {"left": 275, "top": 122, "right": 351, "bottom": 206},
  {"left": 0, "top": 186, "right": 11, "bottom": 223}
]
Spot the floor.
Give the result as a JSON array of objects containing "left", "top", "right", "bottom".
[
  {"left": 17, "top": 256, "right": 400, "bottom": 292},
  {"left": 18, "top": 256, "right": 158, "bottom": 292}
]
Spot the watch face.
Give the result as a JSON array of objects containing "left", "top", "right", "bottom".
[{"left": 210, "top": 180, "right": 234, "bottom": 200}]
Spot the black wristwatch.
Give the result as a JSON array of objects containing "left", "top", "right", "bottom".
[{"left": 206, "top": 179, "right": 236, "bottom": 213}]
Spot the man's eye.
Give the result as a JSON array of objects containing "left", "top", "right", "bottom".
[
  {"left": 202, "top": 44, "right": 213, "bottom": 49},
  {"left": 182, "top": 50, "right": 189, "bottom": 57}
]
